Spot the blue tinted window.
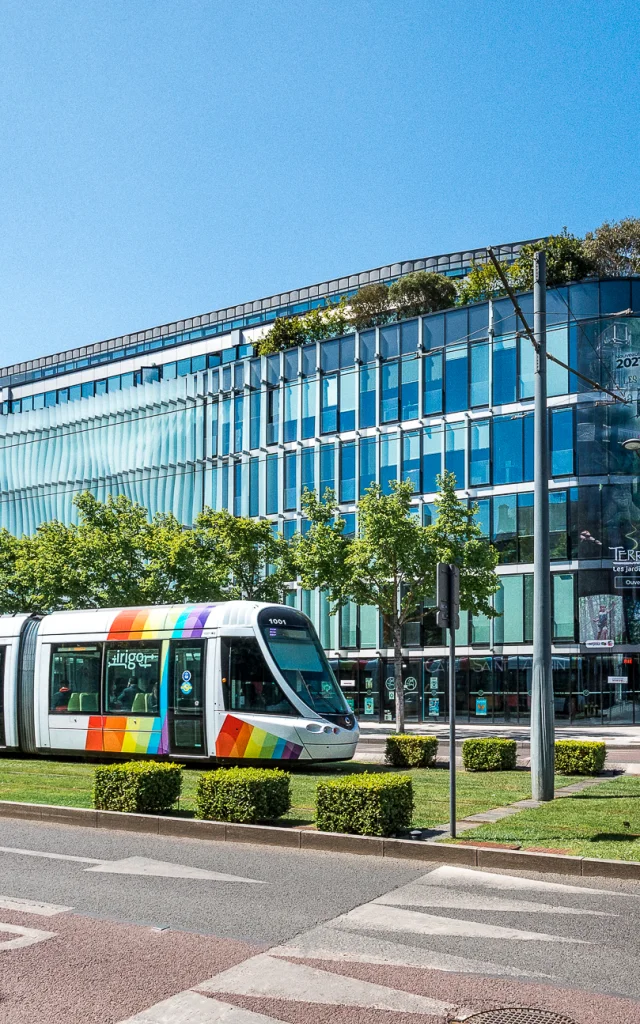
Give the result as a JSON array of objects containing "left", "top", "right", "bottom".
[
  {"left": 95, "top": 379, "right": 107, "bottom": 396},
  {"left": 359, "top": 330, "right": 376, "bottom": 362},
  {"left": 22, "top": 394, "right": 34, "bottom": 410},
  {"left": 340, "top": 336, "right": 355, "bottom": 367},
  {"left": 221, "top": 463, "right": 229, "bottom": 511},
  {"left": 359, "top": 436, "right": 376, "bottom": 496},
  {"left": 250, "top": 391, "right": 261, "bottom": 449},
  {"left": 519, "top": 336, "right": 535, "bottom": 399},
  {"left": 524, "top": 412, "right": 534, "bottom": 480},
  {"left": 209, "top": 402, "right": 218, "bottom": 456},
  {"left": 380, "top": 434, "right": 398, "bottom": 494},
  {"left": 302, "top": 345, "right": 316, "bottom": 376},
  {"left": 108, "top": 375, "right": 121, "bottom": 392},
  {"left": 569, "top": 282, "right": 598, "bottom": 318},
  {"left": 250, "top": 358, "right": 261, "bottom": 388},
  {"left": 234, "top": 395, "right": 244, "bottom": 452},
  {"left": 81, "top": 381, "right": 94, "bottom": 399},
  {"left": 422, "top": 314, "right": 444, "bottom": 351},
  {"left": 321, "top": 340, "right": 339, "bottom": 372},
  {"left": 551, "top": 408, "right": 574, "bottom": 476},
  {"left": 221, "top": 399, "right": 231, "bottom": 455},
  {"left": 321, "top": 375, "right": 338, "bottom": 433},
  {"left": 163, "top": 362, "right": 177, "bottom": 380},
  {"left": 284, "top": 452, "right": 297, "bottom": 510},
  {"left": 266, "top": 454, "right": 278, "bottom": 514},
  {"left": 233, "top": 462, "right": 243, "bottom": 517},
  {"left": 359, "top": 365, "right": 376, "bottom": 428},
  {"left": 402, "top": 431, "right": 421, "bottom": 492},
  {"left": 470, "top": 419, "right": 490, "bottom": 486},
  {"left": 380, "top": 325, "right": 399, "bottom": 359},
  {"left": 320, "top": 444, "right": 335, "bottom": 495},
  {"left": 234, "top": 363, "right": 245, "bottom": 389},
  {"left": 284, "top": 382, "right": 297, "bottom": 442},
  {"left": 208, "top": 352, "right": 222, "bottom": 368},
  {"left": 222, "top": 366, "right": 232, "bottom": 391},
  {"left": 470, "top": 343, "right": 489, "bottom": 407},
  {"left": 45, "top": 390, "right": 57, "bottom": 407},
  {"left": 547, "top": 326, "right": 568, "bottom": 397},
  {"left": 301, "top": 446, "right": 315, "bottom": 494},
  {"left": 445, "top": 307, "right": 468, "bottom": 345},
  {"left": 400, "top": 358, "right": 419, "bottom": 419},
  {"left": 340, "top": 441, "right": 356, "bottom": 503},
  {"left": 468, "top": 302, "right": 489, "bottom": 341},
  {"left": 302, "top": 379, "right": 316, "bottom": 438},
  {"left": 493, "top": 337, "right": 517, "bottom": 405},
  {"left": 401, "top": 320, "right": 418, "bottom": 354},
  {"left": 249, "top": 457, "right": 259, "bottom": 517},
  {"left": 284, "top": 348, "right": 298, "bottom": 380},
  {"left": 492, "top": 494, "right": 517, "bottom": 564},
  {"left": 445, "top": 422, "right": 465, "bottom": 487},
  {"left": 380, "top": 361, "right": 399, "bottom": 423},
  {"left": 445, "top": 346, "right": 468, "bottom": 413},
  {"left": 339, "top": 370, "right": 356, "bottom": 432},
  {"left": 342, "top": 512, "right": 356, "bottom": 538},
  {"left": 474, "top": 497, "right": 490, "bottom": 538},
  {"left": 192, "top": 354, "right": 206, "bottom": 373},
  {"left": 68, "top": 386, "right": 81, "bottom": 403},
  {"left": 121, "top": 372, "right": 134, "bottom": 389},
  {"left": 492, "top": 297, "right": 516, "bottom": 336},
  {"left": 266, "top": 354, "right": 279, "bottom": 385},
  {"left": 10, "top": 400, "right": 21, "bottom": 414},
  {"left": 422, "top": 426, "right": 441, "bottom": 493},
  {"left": 493, "top": 414, "right": 523, "bottom": 484},
  {"left": 178, "top": 358, "right": 191, "bottom": 377},
  {"left": 267, "top": 388, "right": 279, "bottom": 445},
  {"left": 423, "top": 352, "right": 442, "bottom": 415}
]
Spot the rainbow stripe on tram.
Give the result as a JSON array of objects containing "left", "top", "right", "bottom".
[{"left": 107, "top": 604, "right": 217, "bottom": 640}]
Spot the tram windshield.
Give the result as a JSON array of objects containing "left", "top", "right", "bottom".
[{"left": 261, "top": 620, "right": 349, "bottom": 717}]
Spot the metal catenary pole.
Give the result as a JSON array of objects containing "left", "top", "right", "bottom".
[
  {"left": 448, "top": 595, "right": 456, "bottom": 837},
  {"left": 531, "top": 251, "right": 555, "bottom": 801}
]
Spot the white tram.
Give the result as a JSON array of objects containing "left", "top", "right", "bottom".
[{"left": 0, "top": 602, "right": 359, "bottom": 763}]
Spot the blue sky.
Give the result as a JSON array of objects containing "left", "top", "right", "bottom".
[{"left": 1, "top": 0, "right": 639, "bottom": 362}]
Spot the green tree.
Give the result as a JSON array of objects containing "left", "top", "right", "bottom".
[
  {"left": 511, "top": 230, "right": 593, "bottom": 289},
  {"left": 348, "top": 283, "right": 392, "bottom": 330},
  {"left": 584, "top": 217, "right": 640, "bottom": 277},
  {"left": 193, "top": 508, "right": 294, "bottom": 602},
  {"left": 295, "top": 475, "right": 498, "bottom": 732},
  {"left": 257, "top": 316, "right": 307, "bottom": 356},
  {"left": 389, "top": 271, "right": 457, "bottom": 319},
  {"left": 0, "top": 529, "right": 32, "bottom": 613},
  {"left": 456, "top": 260, "right": 510, "bottom": 304},
  {"left": 257, "top": 298, "right": 351, "bottom": 356}
]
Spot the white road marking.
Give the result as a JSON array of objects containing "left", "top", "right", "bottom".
[
  {"left": 337, "top": 902, "right": 588, "bottom": 942},
  {"left": 85, "top": 856, "right": 263, "bottom": 884},
  {"left": 198, "top": 953, "right": 451, "bottom": 1015},
  {"left": 421, "top": 864, "right": 639, "bottom": 897},
  {"left": 375, "top": 884, "right": 613, "bottom": 916},
  {"left": 270, "top": 923, "right": 550, "bottom": 977},
  {"left": 118, "top": 992, "right": 284, "bottom": 1024},
  {"left": 0, "top": 922, "right": 56, "bottom": 951},
  {"left": 0, "top": 895, "right": 72, "bottom": 916},
  {"left": 0, "top": 846, "right": 262, "bottom": 884}
]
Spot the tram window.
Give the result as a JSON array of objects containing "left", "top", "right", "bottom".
[
  {"left": 104, "top": 642, "right": 160, "bottom": 715},
  {"left": 262, "top": 623, "right": 349, "bottom": 717},
  {"left": 50, "top": 645, "right": 102, "bottom": 714},
  {"left": 221, "top": 638, "right": 297, "bottom": 716}
]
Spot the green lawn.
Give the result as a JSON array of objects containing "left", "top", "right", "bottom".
[
  {"left": 450, "top": 774, "right": 640, "bottom": 861},
  {"left": 0, "top": 756, "right": 584, "bottom": 829}
]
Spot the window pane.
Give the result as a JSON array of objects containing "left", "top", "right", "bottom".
[
  {"left": 401, "top": 320, "right": 419, "bottom": 354},
  {"left": 341, "top": 335, "right": 355, "bottom": 368},
  {"left": 400, "top": 358, "right": 419, "bottom": 419},
  {"left": 359, "top": 330, "right": 376, "bottom": 363},
  {"left": 284, "top": 382, "right": 297, "bottom": 442},
  {"left": 493, "top": 337, "right": 517, "bottom": 405},
  {"left": 340, "top": 442, "right": 356, "bottom": 503},
  {"left": 222, "top": 637, "right": 295, "bottom": 715},
  {"left": 423, "top": 314, "right": 444, "bottom": 351},
  {"left": 519, "top": 336, "right": 535, "bottom": 399},
  {"left": 475, "top": 497, "right": 490, "bottom": 538},
  {"left": 301, "top": 446, "right": 315, "bottom": 495},
  {"left": 359, "top": 365, "right": 377, "bottom": 428},
  {"left": 284, "top": 452, "right": 297, "bottom": 510},
  {"left": 380, "top": 361, "right": 399, "bottom": 423},
  {"left": 517, "top": 492, "right": 534, "bottom": 562},
  {"left": 552, "top": 408, "right": 574, "bottom": 476},
  {"left": 470, "top": 342, "right": 489, "bottom": 407},
  {"left": 321, "top": 339, "right": 339, "bottom": 372},
  {"left": 105, "top": 643, "right": 160, "bottom": 714},
  {"left": 320, "top": 444, "right": 335, "bottom": 495},
  {"left": 302, "top": 344, "right": 316, "bottom": 376},
  {"left": 471, "top": 611, "right": 490, "bottom": 644},
  {"left": 494, "top": 575, "right": 524, "bottom": 643},
  {"left": 360, "top": 605, "right": 378, "bottom": 647},
  {"left": 445, "top": 346, "right": 468, "bottom": 413},
  {"left": 250, "top": 391, "right": 261, "bottom": 449},
  {"left": 493, "top": 414, "right": 523, "bottom": 484},
  {"left": 284, "top": 348, "right": 298, "bottom": 380},
  {"left": 233, "top": 461, "right": 243, "bottom": 516},
  {"left": 470, "top": 419, "right": 490, "bottom": 486},
  {"left": 267, "top": 387, "right": 279, "bottom": 444},
  {"left": 422, "top": 426, "right": 441, "bottom": 493},
  {"left": 302, "top": 379, "right": 316, "bottom": 439},
  {"left": 402, "top": 431, "right": 421, "bottom": 492},
  {"left": 233, "top": 395, "right": 244, "bottom": 452},
  {"left": 493, "top": 494, "right": 517, "bottom": 563},
  {"left": 547, "top": 326, "right": 568, "bottom": 397},
  {"left": 266, "top": 453, "right": 278, "bottom": 513},
  {"left": 380, "top": 325, "right": 399, "bottom": 359},
  {"left": 445, "top": 421, "right": 465, "bottom": 487},
  {"left": 380, "top": 433, "right": 398, "bottom": 494},
  {"left": 554, "top": 574, "right": 575, "bottom": 640},
  {"left": 550, "top": 490, "right": 568, "bottom": 559},
  {"left": 339, "top": 370, "right": 356, "bottom": 432},
  {"left": 359, "top": 436, "right": 376, "bottom": 496},
  {"left": 50, "top": 644, "right": 102, "bottom": 714},
  {"left": 340, "top": 602, "right": 358, "bottom": 648},
  {"left": 322, "top": 374, "right": 339, "bottom": 433},
  {"left": 423, "top": 352, "right": 443, "bottom": 415},
  {"left": 220, "top": 398, "right": 231, "bottom": 455},
  {"left": 524, "top": 412, "right": 534, "bottom": 481},
  {"left": 249, "top": 457, "right": 259, "bottom": 517}
]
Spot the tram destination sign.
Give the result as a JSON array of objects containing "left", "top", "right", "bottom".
[{"left": 610, "top": 546, "right": 640, "bottom": 589}]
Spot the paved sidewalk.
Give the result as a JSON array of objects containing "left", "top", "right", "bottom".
[{"left": 359, "top": 722, "right": 640, "bottom": 745}]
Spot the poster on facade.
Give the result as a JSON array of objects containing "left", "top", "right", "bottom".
[
  {"left": 364, "top": 696, "right": 375, "bottom": 715},
  {"left": 579, "top": 593, "right": 624, "bottom": 644},
  {"left": 475, "top": 697, "right": 488, "bottom": 716},
  {"left": 428, "top": 697, "right": 439, "bottom": 716}
]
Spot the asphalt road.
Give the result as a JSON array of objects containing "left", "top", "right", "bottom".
[{"left": 0, "top": 818, "right": 640, "bottom": 1024}]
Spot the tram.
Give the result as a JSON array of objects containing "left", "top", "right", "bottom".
[{"left": 0, "top": 602, "right": 359, "bottom": 763}]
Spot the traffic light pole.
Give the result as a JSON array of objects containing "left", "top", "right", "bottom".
[
  {"left": 448, "top": 618, "right": 456, "bottom": 837},
  {"left": 437, "top": 562, "right": 460, "bottom": 838}
]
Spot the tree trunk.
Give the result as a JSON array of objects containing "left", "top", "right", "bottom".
[{"left": 393, "top": 618, "right": 405, "bottom": 734}]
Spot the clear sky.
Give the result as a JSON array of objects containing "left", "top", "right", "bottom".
[{"left": 1, "top": 0, "right": 639, "bottom": 363}]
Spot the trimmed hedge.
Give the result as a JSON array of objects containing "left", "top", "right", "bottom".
[
  {"left": 555, "top": 740, "right": 606, "bottom": 775},
  {"left": 385, "top": 734, "right": 438, "bottom": 768},
  {"left": 195, "top": 767, "right": 291, "bottom": 824},
  {"left": 462, "top": 737, "right": 517, "bottom": 772},
  {"left": 93, "top": 760, "right": 182, "bottom": 813},
  {"left": 316, "top": 773, "right": 413, "bottom": 837}
]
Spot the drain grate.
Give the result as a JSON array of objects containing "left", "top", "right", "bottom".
[{"left": 453, "top": 1010, "right": 577, "bottom": 1024}]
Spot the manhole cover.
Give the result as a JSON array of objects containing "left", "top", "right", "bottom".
[{"left": 454, "top": 1011, "right": 577, "bottom": 1024}]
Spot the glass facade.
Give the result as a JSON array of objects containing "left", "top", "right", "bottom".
[{"left": 3, "top": 275, "right": 640, "bottom": 723}]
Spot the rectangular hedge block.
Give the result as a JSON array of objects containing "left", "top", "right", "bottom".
[
  {"left": 462, "top": 737, "right": 517, "bottom": 772},
  {"left": 385, "top": 735, "right": 438, "bottom": 768},
  {"left": 555, "top": 739, "right": 606, "bottom": 775},
  {"left": 316, "top": 773, "right": 413, "bottom": 837},
  {"left": 93, "top": 761, "right": 182, "bottom": 813},
  {"left": 195, "top": 767, "right": 291, "bottom": 824}
]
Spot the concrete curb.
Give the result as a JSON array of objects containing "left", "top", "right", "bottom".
[{"left": 1, "top": 798, "right": 640, "bottom": 881}]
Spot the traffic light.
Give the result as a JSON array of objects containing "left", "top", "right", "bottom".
[{"left": 435, "top": 563, "right": 460, "bottom": 631}]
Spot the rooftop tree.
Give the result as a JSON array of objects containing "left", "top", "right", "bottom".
[
  {"left": 294, "top": 473, "right": 498, "bottom": 732},
  {"left": 584, "top": 217, "right": 640, "bottom": 277},
  {"left": 389, "top": 271, "right": 457, "bottom": 319}
]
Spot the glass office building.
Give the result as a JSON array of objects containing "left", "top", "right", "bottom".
[{"left": 2, "top": 241, "right": 640, "bottom": 726}]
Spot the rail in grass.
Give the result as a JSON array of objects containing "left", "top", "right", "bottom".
[{"left": 0, "top": 602, "right": 358, "bottom": 764}]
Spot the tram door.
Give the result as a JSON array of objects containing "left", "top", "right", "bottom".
[
  {"left": 168, "top": 640, "right": 205, "bottom": 755},
  {"left": 0, "top": 646, "right": 5, "bottom": 746}
]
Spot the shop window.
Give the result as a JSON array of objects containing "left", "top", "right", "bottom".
[
  {"left": 445, "top": 345, "right": 468, "bottom": 413},
  {"left": 50, "top": 644, "right": 102, "bottom": 714}
]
